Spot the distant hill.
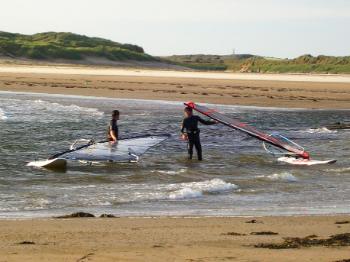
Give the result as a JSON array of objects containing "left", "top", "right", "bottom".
[
  {"left": 164, "top": 54, "right": 257, "bottom": 71},
  {"left": 165, "top": 54, "right": 350, "bottom": 74},
  {"left": 1, "top": 31, "right": 349, "bottom": 73},
  {"left": 0, "top": 31, "right": 156, "bottom": 62}
]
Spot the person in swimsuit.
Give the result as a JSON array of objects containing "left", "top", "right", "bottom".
[
  {"left": 181, "top": 107, "right": 216, "bottom": 161},
  {"left": 108, "top": 110, "right": 119, "bottom": 143}
]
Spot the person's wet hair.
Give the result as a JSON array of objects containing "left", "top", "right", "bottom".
[
  {"left": 112, "top": 110, "right": 120, "bottom": 117},
  {"left": 184, "top": 107, "right": 193, "bottom": 113}
]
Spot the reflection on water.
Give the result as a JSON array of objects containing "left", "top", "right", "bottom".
[{"left": 0, "top": 91, "right": 349, "bottom": 218}]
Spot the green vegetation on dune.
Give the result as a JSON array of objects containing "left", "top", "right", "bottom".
[
  {"left": 0, "top": 31, "right": 156, "bottom": 62},
  {"left": 166, "top": 54, "right": 350, "bottom": 74},
  {"left": 239, "top": 55, "right": 350, "bottom": 74},
  {"left": 1, "top": 31, "right": 349, "bottom": 73}
]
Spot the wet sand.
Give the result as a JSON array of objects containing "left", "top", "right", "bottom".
[
  {"left": 0, "top": 65, "right": 350, "bottom": 109},
  {"left": 0, "top": 215, "right": 349, "bottom": 262}
]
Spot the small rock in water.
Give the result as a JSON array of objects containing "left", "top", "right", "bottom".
[{"left": 55, "top": 212, "right": 95, "bottom": 218}]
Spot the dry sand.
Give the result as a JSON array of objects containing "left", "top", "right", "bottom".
[
  {"left": 0, "top": 215, "right": 349, "bottom": 262},
  {"left": 0, "top": 65, "right": 349, "bottom": 109}
]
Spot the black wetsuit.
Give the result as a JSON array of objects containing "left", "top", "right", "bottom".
[
  {"left": 108, "top": 119, "right": 119, "bottom": 141},
  {"left": 181, "top": 115, "right": 215, "bottom": 160}
]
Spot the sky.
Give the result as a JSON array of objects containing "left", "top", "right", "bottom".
[{"left": 1, "top": 0, "right": 349, "bottom": 58}]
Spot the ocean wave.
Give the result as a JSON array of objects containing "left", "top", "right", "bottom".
[
  {"left": 258, "top": 172, "right": 298, "bottom": 182},
  {"left": 155, "top": 169, "right": 187, "bottom": 175},
  {"left": 305, "top": 127, "right": 336, "bottom": 134},
  {"left": 325, "top": 167, "right": 350, "bottom": 174},
  {"left": 0, "top": 108, "right": 8, "bottom": 120},
  {"left": 34, "top": 100, "right": 104, "bottom": 116},
  {"left": 23, "top": 198, "right": 52, "bottom": 210},
  {"left": 169, "top": 188, "right": 202, "bottom": 200},
  {"left": 168, "top": 178, "right": 238, "bottom": 200}
]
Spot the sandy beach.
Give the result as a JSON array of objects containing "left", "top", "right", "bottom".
[
  {"left": 0, "top": 215, "right": 349, "bottom": 262},
  {"left": 1, "top": 64, "right": 350, "bottom": 261},
  {"left": 0, "top": 64, "right": 349, "bottom": 109}
]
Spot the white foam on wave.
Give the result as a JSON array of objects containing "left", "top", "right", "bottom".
[
  {"left": 325, "top": 167, "right": 350, "bottom": 173},
  {"left": 168, "top": 178, "right": 238, "bottom": 200},
  {"left": 0, "top": 108, "right": 8, "bottom": 120},
  {"left": 305, "top": 127, "right": 336, "bottom": 134},
  {"left": 266, "top": 172, "right": 298, "bottom": 182},
  {"left": 169, "top": 188, "right": 202, "bottom": 200},
  {"left": 34, "top": 99, "right": 104, "bottom": 116},
  {"left": 155, "top": 169, "right": 187, "bottom": 175},
  {"left": 24, "top": 198, "right": 52, "bottom": 210}
]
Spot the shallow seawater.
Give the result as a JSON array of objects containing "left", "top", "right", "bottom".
[{"left": 0, "top": 91, "right": 349, "bottom": 218}]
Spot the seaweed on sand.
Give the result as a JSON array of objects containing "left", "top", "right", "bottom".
[
  {"left": 223, "top": 232, "right": 247, "bottom": 236},
  {"left": 251, "top": 231, "right": 278, "bottom": 235},
  {"left": 55, "top": 212, "right": 95, "bottom": 218},
  {"left": 335, "top": 221, "right": 350, "bottom": 225},
  {"left": 18, "top": 241, "right": 35, "bottom": 245},
  {"left": 255, "top": 233, "right": 350, "bottom": 249}
]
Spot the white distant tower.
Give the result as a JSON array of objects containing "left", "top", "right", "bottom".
[{"left": 232, "top": 48, "right": 236, "bottom": 57}]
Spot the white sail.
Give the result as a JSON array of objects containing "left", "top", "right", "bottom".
[{"left": 60, "top": 135, "right": 170, "bottom": 162}]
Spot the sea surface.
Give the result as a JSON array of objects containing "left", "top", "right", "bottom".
[{"left": 0, "top": 91, "right": 349, "bottom": 218}]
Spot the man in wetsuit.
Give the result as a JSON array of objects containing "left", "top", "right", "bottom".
[
  {"left": 108, "top": 110, "right": 119, "bottom": 143},
  {"left": 181, "top": 107, "right": 216, "bottom": 161}
]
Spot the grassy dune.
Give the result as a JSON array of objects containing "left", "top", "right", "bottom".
[
  {"left": 1, "top": 31, "right": 349, "bottom": 73},
  {"left": 166, "top": 54, "right": 350, "bottom": 74},
  {"left": 0, "top": 31, "right": 156, "bottom": 62}
]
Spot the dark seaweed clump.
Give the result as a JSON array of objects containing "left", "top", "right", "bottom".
[
  {"left": 246, "top": 219, "right": 262, "bottom": 224},
  {"left": 251, "top": 231, "right": 278, "bottom": 236},
  {"left": 335, "top": 221, "right": 350, "bottom": 225},
  {"left": 99, "top": 214, "right": 116, "bottom": 218},
  {"left": 18, "top": 241, "right": 35, "bottom": 245},
  {"left": 55, "top": 212, "right": 95, "bottom": 218},
  {"left": 223, "top": 232, "right": 247, "bottom": 236},
  {"left": 255, "top": 233, "right": 350, "bottom": 249}
]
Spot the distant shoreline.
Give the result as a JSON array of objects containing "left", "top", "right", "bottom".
[
  {"left": 1, "top": 64, "right": 350, "bottom": 82},
  {"left": 0, "top": 64, "right": 349, "bottom": 109}
]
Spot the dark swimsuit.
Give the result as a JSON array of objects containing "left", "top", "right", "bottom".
[
  {"left": 108, "top": 119, "right": 119, "bottom": 141},
  {"left": 181, "top": 115, "right": 215, "bottom": 160}
]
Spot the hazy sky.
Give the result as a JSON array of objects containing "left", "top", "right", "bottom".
[{"left": 1, "top": 0, "right": 349, "bottom": 57}]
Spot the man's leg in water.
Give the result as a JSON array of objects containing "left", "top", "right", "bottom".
[
  {"left": 187, "top": 135, "right": 194, "bottom": 159},
  {"left": 194, "top": 134, "right": 203, "bottom": 161}
]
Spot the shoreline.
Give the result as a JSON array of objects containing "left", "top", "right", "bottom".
[
  {"left": 0, "top": 211, "right": 349, "bottom": 221},
  {"left": 0, "top": 65, "right": 350, "bottom": 109},
  {"left": 0, "top": 215, "right": 349, "bottom": 261},
  {"left": 1, "top": 64, "right": 350, "bottom": 82}
]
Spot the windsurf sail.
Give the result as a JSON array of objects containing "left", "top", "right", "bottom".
[
  {"left": 184, "top": 102, "right": 310, "bottom": 159},
  {"left": 52, "top": 134, "right": 170, "bottom": 163}
]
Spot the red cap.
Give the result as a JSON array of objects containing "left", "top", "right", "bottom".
[{"left": 185, "top": 101, "right": 195, "bottom": 108}]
